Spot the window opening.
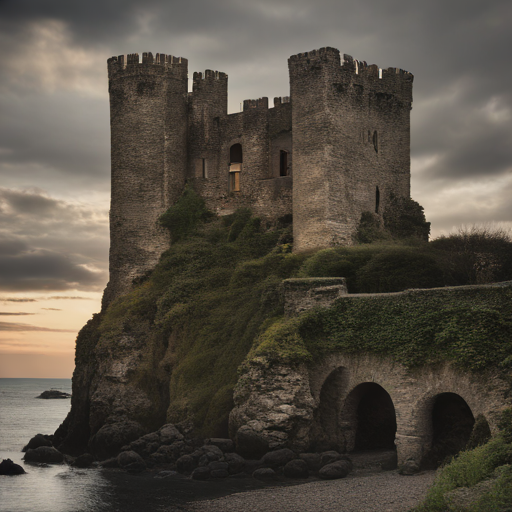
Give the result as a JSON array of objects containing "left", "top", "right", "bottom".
[
  {"left": 229, "top": 143, "right": 242, "bottom": 192},
  {"left": 373, "top": 131, "right": 378, "bottom": 153},
  {"left": 375, "top": 186, "right": 380, "bottom": 213},
  {"left": 280, "top": 150, "right": 288, "bottom": 176},
  {"left": 202, "top": 158, "right": 207, "bottom": 179}
]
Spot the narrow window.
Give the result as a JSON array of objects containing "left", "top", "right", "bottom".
[
  {"left": 202, "top": 158, "right": 207, "bottom": 178},
  {"left": 373, "top": 131, "right": 378, "bottom": 153},
  {"left": 280, "top": 150, "right": 288, "bottom": 176},
  {"left": 375, "top": 186, "right": 380, "bottom": 214},
  {"left": 229, "top": 143, "right": 242, "bottom": 192}
]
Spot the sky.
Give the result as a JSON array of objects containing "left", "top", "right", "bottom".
[{"left": 0, "top": 0, "right": 511, "bottom": 378}]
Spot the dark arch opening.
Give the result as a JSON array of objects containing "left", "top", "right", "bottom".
[
  {"left": 280, "top": 150, "right": 288, "bottom": 176},
  {"left": 353, "top": 383, "right": 396, "bottom": 451},
  {"left": 423, "top": 393, "right": 475, "bottom": 469},
  {"left": 375, "top": 186, "right": 380, "bottom": 213},
  {"left": 230, "top": 143, "right": 243, "bottom": 163}
]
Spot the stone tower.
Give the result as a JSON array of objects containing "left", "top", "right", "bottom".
[
  {"left": 104, "top": 53, "right": 188, "bottom": 303},
  {"left": 104, "top": 47, "right": 414, "bottom": 304},
  {"left": 288, "top": 48, "right": 413, "bottom": 251}
]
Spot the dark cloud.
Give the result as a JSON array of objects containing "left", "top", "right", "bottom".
[
  {"left": 44, "top": 296, "right": 92, "bottom": 300},
  {"left": 41, "top": 308, "right": 62, "bottom": 311},
  {"left": 0, "top": 312, "right": 35, "bottom": 316},
  {"left": 0, "top": 298, "right": 37, "bottom": 303},
  {"left": 0, "top": 321, "right": 75, "bottom": 332},
  {"left": 0, "top": 188, "right": 108, "bottom": 292}
]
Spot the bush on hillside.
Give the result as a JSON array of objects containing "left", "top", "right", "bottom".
[{"left": 431, "top": 225, "right": 512, "bottom": 285}]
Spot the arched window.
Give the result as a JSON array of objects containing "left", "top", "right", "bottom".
[
  {"left": 280, "top": 150, "right": 288, "bottom": 176},
  {"left": 375, "top": 186, "right": 380, "bottom": 214},
  {"left": 229, "top": 144, "right": 242, "bottom": 192}
]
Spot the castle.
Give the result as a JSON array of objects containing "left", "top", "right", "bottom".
[{"left": 105, "top": 47, "right": 413, "bottom": 302}]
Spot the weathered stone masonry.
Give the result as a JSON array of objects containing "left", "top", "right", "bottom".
[{"left": 105, "top": 47, "right": 413, "bottom": 303}]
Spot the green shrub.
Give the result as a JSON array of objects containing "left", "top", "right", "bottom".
[
  {"left": 414, "top": 437, "right": 512, "bottom": 511},
  {"left": 355, "top": 248, "right": 445, "bottom": 293},
  {"left": 466, "top": 414, "right": 492, "bottom": 450},
  {"left": 159, "top": 184, "right": 213, "bottom": 242},
  {"left": 383, "top": 194, "right": 431, "bottom": 241},
  {"left": 498, "top": 408, "right": 512, "bottom": 444}
]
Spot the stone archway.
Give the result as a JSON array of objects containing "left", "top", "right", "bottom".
[
  {"left": 342, "top": 382, "right": 397, "bottom": 453},
  {"left": 421, "top": 392, "right": 475, "bottom": 468}
]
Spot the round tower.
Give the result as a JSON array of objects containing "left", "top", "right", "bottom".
[{"left": 104, "top": 52, "right": 188, "bottom": 305}]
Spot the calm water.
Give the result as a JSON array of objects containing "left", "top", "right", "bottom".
[{"left": 0, "top": 379, "right": 274, "bottom": 512}]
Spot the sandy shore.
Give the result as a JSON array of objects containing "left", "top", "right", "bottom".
[{"left": 185, "top": 470, "right": 436, "bottom": 512}]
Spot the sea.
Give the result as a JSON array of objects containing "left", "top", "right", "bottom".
[{"left": 0, "top": 378, "right": 274, "bottom": 512}]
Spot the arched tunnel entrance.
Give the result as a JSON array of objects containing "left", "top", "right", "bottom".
[
  {"left": 311, "top": 376, "right": 397, "bottom": 454},
  {"left": 422, "top": 392, "right": 475, "bottom": 468},
  {"left": 350, "top": 383, "right": 397, "bottom": 452}
]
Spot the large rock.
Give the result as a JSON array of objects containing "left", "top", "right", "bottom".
[
  {"left": 89, "top": 419, "right": 145, "bottom": 460},
  {"left": 252, "top": 468, "right": 278, "bottom": 481},
  {"left": 117, "top": 450, "right": 146, "bottom": 472},
  {"left": 0, "top": 459, "right": 26, "bottom": 475},
  {"left": 319, "top": 460, "right": 352, "bottom": 480},
  {"left": 36, "top": 390, "right": 71, "bottom": 399},
  {"left": 207, "top": 438, "right": 234, "bottom": 453},
  {"left": 72, "top": 453, "right": 95, "bottom": 468},
  {"left": 262, "top": 448, "right": 296, "bottom": 469},
  {"left": 283, "top": 459, "right": 309, "bottom": 478},
  {"left": 299, "top": 453, "right": 321, "bottom": 472},
  {"left": 192, "top": 466, "right": 211, "bottom": 480},
  {"left": 225, "top": 452, "right": 246, "bottom": 474},
  {"left": 230, "top": 362, "right": 315, "bottom": 453},
  {"left": 24, "top": 446, "right": 64, "bottom": 463},
  {"left": 159, "top": 424, "right": 184, "bottom": 445},
  {"left": 320, "top": 450, "right": 343, "bottom": 468},
  {"left": 235, "top": 426, "right": 269, "bottom": 459},
  {"left": 176, "top": 454, "right": 196, "bottom": 474},
  {"left": 22, "top": 434, "right": 52, "bottom": 452}
]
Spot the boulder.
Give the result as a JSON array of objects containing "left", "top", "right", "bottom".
[
  {"left": 235, "top": 426, "right": 269, "bottom": 460},
  {"left": 283, "top": 459, "right": 309, "bottom": 479},
  {"left": 399, "top": 459, "right": 420, "bottom": 475},
  {"left": 159, "top": 424, "right": 184, "bottom": 445},
  {"left": 24, "top": 446, "right": 64, "bottom": 464},
  {"left": 224, "top": 452, "right": 246, "bottom": 474},
  {"left": 72, "top": 453, "right": 95, "bottom": 468},
  {"left": 22, "top": 434, "right": 52, "bottom": 452},
  {"left": 155, "top": 470, "right": 177, "bottom": 479},
  {"left": 202, "top": 445, "right": 223, "bottom": 461},
  {"left": 0, "top": 459, "right": 26, "bottom": 475},
  {"left": 320, "top": 450, "right": 343, "bottom": 468},
  {"left": 262, "top": 448, "right": 295, "bottom": 469},
  {"left": 117, "top": 450, "right": 146, "bottom": 471},
  {"left": 89, "top": 420, "right": 145, "bottom": 460},
  {"left": 100, "top": 457, "right": 119, "bottom": 468},
  {"left": 252, "top": 468, "right": 278, "bottom": 481},
  {"left": 192, "top": 467, "right": 211, "bottom": 480},
  {"left": 299, "top": 453, "right": 322, "bottom": 472},
  {"left": 208, "top": 461, "right": 229, "bottom": 472},
  {"left": 206, "top": 438, "right": 234, "bottom": 453},
  {"left": 210, "top": 469, "right": 229, "bottom": 478},
  {"left": 36, "top": 390, "right": 71, "bottom": 399},
  {"left": 176, "top": 454, "right": 196, "bottom": 474},
  {"left": 318, "top": 460, "right": 352, "bottom": 480}
]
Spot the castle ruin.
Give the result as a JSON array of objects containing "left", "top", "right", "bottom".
[{"left": 105, "top": 47, "right": 413, "bottom": 302}]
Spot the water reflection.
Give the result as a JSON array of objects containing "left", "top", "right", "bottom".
[{"left": 0, "top": 453, "right": 113, "bottom": 512}]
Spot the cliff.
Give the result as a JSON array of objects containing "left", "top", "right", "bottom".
[{"left": 53, "top": 202, "right": 512, "bottom": 460}]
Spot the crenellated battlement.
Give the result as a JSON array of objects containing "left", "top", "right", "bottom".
[
  {"left": 107, "top": 52, "right": 188, "bottom": 79},
  {"left": 273, "top": 96, "right": 291, "bottom": 107},
  {"left": 243, "top": 97, "right": 269, "bottom": 111},
  {"left": 288, "top": 46, "right": 341, "bottom": 65}
]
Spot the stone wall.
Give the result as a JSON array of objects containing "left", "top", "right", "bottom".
[{"left": 283, "top": 277, "right": 348, "bottom": 317}]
